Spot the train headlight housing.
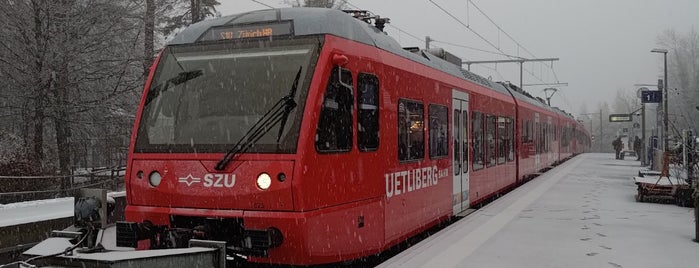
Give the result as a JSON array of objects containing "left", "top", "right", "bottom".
[
  {"left": 256, "top": 173, "right": 271, "bottom": 190},
  {"left": 148, "top": 171, "right": 162, "bottom": 187}
]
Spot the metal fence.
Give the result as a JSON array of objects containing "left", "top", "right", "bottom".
[{"left": 0, "top": 166, "right": 125, "bottom": 204}]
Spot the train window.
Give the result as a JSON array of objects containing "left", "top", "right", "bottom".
[
  {"left": 507, "top": 117, "right": 515, "bottom": 162},
  {"left": 472, "top": 112, "right": 484, "bottom": 170},
  {"left": 398, "top": 99, "right": 424, "bottom": 161},
  {"left": 453, "top": 109, "right": 460, "bottom": 175},
  {"left": 486, "top": 115, "right": 496, "bottom": 167},
  {"left": 497, "top": 117, "right": 506, "bottom": 164},
  {"left": 534, "top": 122, "right": 542, "bottom": 154},
  {"left": 543, "top": 124, "right": 548, "bottom": 153},
  {"left": 523, "top": 120, "right": 531, "bottom": 143},
  {"left": 357, "top": 73, "right": 379, "bottom": 152},
  {"left": 315, "top": 67, "right": 353, "bottom": 153},
  {"left": 429, "top": 104, "right": 448, "bottom": 158},
  {"left": 462, "top": 110, "right": 468, "bottom": 174}
]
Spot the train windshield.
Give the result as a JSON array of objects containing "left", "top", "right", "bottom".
[{"left": 134, "top": 38, "right": 320, "bottom": 153}]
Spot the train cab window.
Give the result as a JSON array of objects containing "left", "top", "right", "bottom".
[
  {"left": 315, "top": 67, "right": 353, "bottom": 152},
  {"left": 472, "top": 112, "right": 484, "bottom": 170},
  {"left": 429, "top": 104, "right": 448, "bottom": 158},
  {"left": 398, "top": 99, "right": 424, "bottom": 161},
  {"left": 507, "top": 117, "right": 515, "bottom": 162},
  {"left": 357, "top": 73, "right": 379, "bottom": 151},
  {"left": 486, "top": 115, "right": 496, "bottom": 167},
  {"left": 497, "top": 117, "right": 506, "bottom": 164}
]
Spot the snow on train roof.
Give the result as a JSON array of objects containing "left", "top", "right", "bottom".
[
  {"left": 169, "top": 8, "right": 509, "bottom": 94},
  {"left": 169, "top": 8, "right": 572, "bottom": 119}
]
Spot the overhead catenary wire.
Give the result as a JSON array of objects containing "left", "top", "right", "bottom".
[
  {"left": 425, "top": 0, "right": 551, "bottom": 85},
  {"left": 431, "top": 39, "right": 524, "bottom": 59},
  {"left": 466, "top": 0, "right": 560, "bottom": 83},
  {"left": 250, "top": 0, "right": 274, "bottom": 9},
  {"left": 347, "top": 1, "right": 557, "bottom": 92},
  {"left": 426, "top": 0, "right": 513, "bottom": 60}
]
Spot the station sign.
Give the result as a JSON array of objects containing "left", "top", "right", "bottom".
[
  {"left": 609, "top": 114, "right": 632, "bottom": 122},
  {"left": 641, "top": 91, "right": 662, "bottom": 103}
]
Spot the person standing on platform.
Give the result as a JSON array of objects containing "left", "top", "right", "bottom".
[
  {"left": 633, "top": 136, "right": 642, "bottom": 161},
  {"left": 613, "top": 137, "right": 622, "bottom": 159}
]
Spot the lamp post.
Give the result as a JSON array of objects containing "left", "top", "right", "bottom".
[
  {"left": 651, "top": 48, "right": 668, "bottom": 151},
  {"left": 581, "top": 111, "right": 603, "bottom": 152},
  {"left": 543, "top": 87, "right": 558, "bottom": 106},
  {"left": 638, "top": 87, "right": 649, "bottom": 166}
]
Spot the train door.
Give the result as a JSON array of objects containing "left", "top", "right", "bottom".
[
  {"left": 452, "top": 90, "right": 470, "bottom": 215},
  {"left": 534, "top": 113, "right": 540, "bottom": 169}
]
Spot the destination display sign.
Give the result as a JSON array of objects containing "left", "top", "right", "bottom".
[
  {"left": 199, "top": 21, "right": 293, "bottom": 41},
  {"left": 609, "top": 114, "right": 632, "bottom": 122}
]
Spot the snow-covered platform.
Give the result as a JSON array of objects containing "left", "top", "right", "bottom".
[
  {"left": 379, "top": 153, "right": 699, "bottom": 268},
  {"left": 0, "top": 192, "right": 125, "bottom": 228}
]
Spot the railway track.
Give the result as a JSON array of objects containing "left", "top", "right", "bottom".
[{"left": 0, "top": 194, "right": 126, "bottom": 264}]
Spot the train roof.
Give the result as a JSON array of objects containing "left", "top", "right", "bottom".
[
  {"left": 169, "top": 8, "right": 506, "bottom": 92},
  {"left": 170, "top": 8, "right": 575, "bottom": 121}
]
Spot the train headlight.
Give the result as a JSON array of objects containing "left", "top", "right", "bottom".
[
  {"left": 256, "top": 173, "right": 271, "bottom": 190},
  {"left": 148, "top": 171, "right": 162, "bottom": 187}
]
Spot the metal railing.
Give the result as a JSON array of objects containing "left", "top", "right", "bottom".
[{"left": 0, "top": 166, "right": 126, "bottom": 204}]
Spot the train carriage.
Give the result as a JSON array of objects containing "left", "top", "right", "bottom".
[{"left": 120, "top": 8, "right": 589, "bottom": 265}]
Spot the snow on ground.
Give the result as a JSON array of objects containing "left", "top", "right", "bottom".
[
  {"left": 379, "top": 153, "right": 699, "bottom": 268},
  {"left": 0, "top": 198, "right": 73, "bottom": 227},
  {"left": 0, "top": 191, "right": 126, "bottom": 228}
]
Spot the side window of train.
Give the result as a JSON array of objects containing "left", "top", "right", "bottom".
[
  {"left": 507, "top": 117, "right": 515, "bottom": 162},
  {"left": 534, "top": 123, "right": 542, "bottom": 154},
  {"left": 315, "top": 67, "right": 353, "bottom": 153},
  {"left": 472, "top": 111, "right": 484, "bottom": 171},
  {"left": 486, "top": 115, "right": 496, "bottom": 167},
  {"left": 523, "top": 120, "right": 531, "bottom": 143},
  {"left": 428, "top": 104, "right": 448, "bottom": 159},
  {"left": 357, "top": 73, "right": 379, "bottom": 152},
  {"left": 398, "top": 99, "right": 424, "bottom": 161},
  {"left": 497, "top": 116, "right": 506, "bottom": 165}
]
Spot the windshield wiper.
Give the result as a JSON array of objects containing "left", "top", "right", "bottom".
[
  {"left": 145, "top": 70, "right": 203, "bottom": 107},
  {"left": 214, "top": 66, "right": 303, "bottom": 171},
  {"left": 276, "top": 66, "right": 303, "bottom": 143}
]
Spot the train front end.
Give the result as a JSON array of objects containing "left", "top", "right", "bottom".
[{"left": 121, "top": 14, "right": 325, "bottom": 264}]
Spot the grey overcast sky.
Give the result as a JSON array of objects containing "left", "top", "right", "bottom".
[{"left": 218, "top": 0, "right": 699, "bottom": 115}]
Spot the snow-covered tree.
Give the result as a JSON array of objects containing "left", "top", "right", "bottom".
[{"left": 656, "top": 29, "right": 699, "bottom": 133}]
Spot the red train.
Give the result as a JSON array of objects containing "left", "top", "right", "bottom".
[{"left": 119, "top": 8, "right": 590, "bottom": 265}]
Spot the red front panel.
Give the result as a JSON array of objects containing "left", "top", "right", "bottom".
[
  {"left": 125, "top": 198, "right": 385, "bottom": 265},
  {"left": 128, "top": 156, "right": 294, "bottom": 211}
]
